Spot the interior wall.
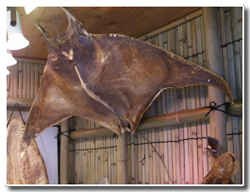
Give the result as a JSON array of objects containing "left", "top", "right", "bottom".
[
  {"left": 6, "top": 7, "right": 242, "bottom": 185},
  {"left": 6, "top": 62, "right": 59, "bottom": 184},
  {"left": 68, "top": 7, "right": 242, "bottom": 184}
]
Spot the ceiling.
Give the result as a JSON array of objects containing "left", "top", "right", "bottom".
[{"left": 11, "top": 7, "right": 201, "bottom": 60}]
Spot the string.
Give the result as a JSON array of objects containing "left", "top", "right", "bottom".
[{"left": 204, "top": 101, "right": 238, "bottom": 117}]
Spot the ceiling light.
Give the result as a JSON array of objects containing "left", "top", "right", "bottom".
[
  {"left": 6, "top": 68, "right": 10, "bottom": 75},
  {"left": 6, "top": 50, "right": 17, "bottom": 66},
  {"left": 24, "top": 6, "right": 36, "bottom": 15},
  {"left": 7, "top": 8, "right": 29, "bottom": 50}
]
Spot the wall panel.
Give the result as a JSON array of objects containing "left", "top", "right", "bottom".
[
  {"left": 67, "top": 7, "right": 242, "bottom": 185},
  {"left": 6, "top": 7, "right": 243, "bottom": 185}
]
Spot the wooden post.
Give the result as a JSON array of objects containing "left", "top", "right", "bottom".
[
  {"left": 203, "top": 7, "right": 228, "bottom": 153},
  {"left": 60, "top": 119, "right": 69, "bottom": 184},
  {"left": 116, "top": 132, "right": 128, "bottom": 184}
]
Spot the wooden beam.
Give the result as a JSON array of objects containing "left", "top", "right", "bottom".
[
  {"left": 7, "top": 97, "right": 34, "bottom": 108},
  {"left": 69, "top": 101, "right": 241, "bottom": 140},
  {"left": 70, "top": 127, "right": 114, "bottom": 140},
  {"left": 14, "top": 56, "right": 47, "bottom": 64}
]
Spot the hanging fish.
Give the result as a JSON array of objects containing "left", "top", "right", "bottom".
[
  {"left": 7, "top": 117, "right": 48, "bottom": 184},
  {"left": 20, "top": 7, "right": 233, "bottom": 152},
  {"left": 201, "top": 152, "right": 239, "bottom": 184}
]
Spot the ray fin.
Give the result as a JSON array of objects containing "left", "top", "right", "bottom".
[{"left": 21, "top": 65, "right": 77, "bottom": 152}]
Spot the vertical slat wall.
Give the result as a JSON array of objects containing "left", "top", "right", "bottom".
[
  {"left": 68, "top": 119, "right": 118, "bottom": 184},
  {"left": 219, "top": 7, "right": 242, "bottom": 184},
  {"left": 7, "top": 7, "right": 242, "bottom": 185},
  {"left": 68, "top": 7, "right": 242, "bottom": 185},
  {"left": 7, "top": 62, "right": 45, "bottom": 99}
]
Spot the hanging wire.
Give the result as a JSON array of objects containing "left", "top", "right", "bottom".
[
  {"left": 135, "top": 132, "right": 173, "bottom": 184},
  {"left": 7, "top": 103, "right": 25, "bottom": 127},
  {"left": 55, "top": 130, "right": 76, "bottom": 141}
]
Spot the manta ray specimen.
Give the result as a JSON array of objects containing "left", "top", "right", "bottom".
[{"left": 21, "top": 8, "right": 233, "bottom": 152}]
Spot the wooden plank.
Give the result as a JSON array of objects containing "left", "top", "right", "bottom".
[
  {"left": 143, "top": 101, "right": 150, "bottom": 184},
  {"left": 7, "top": 97, "right": 34, "bottom": 108},
  {"left": 22, "top": 63, "right": 27, "bottom": 98},
  {"left": 178, "top": 24, "right": 185, "bottom": 184},
  {"left": 29, "top": 63, "right": 33, "bottom": 98},
  {"left": 173, "top": 26, "right": 181, "bottom": 184},
  {"left": 230, "top": 7, "right": 242, "bottom": 100},
  {"left": 130, "top": 134, "right": 135, "bottom": 184},
  {"left": 236, "top": 7, "right": 242, "bottom": 64},
  {"left": 200, "top": 14, "right": 209, "bottom": 180},
  {"left": 141, "top": 130, "right": 146, "bottom": 184},
  {"left": 74, "top": 117, "right": 79, "bottom": 183},
  {"left": 126, "top": 133, "right": 132, "bottom": 184},
  {"left": 95, "top": 127, "right": 101, "bottom": 183},
  {"left": 9, "top": 66, "right": 13, "bottom": 97},
  {"left": 87, "top": 120, "right": 92, "bottom": 184},
  {"left": 138, "top": 130, "right": 142, "bottom": 184},
  {"left": 18, "top": 62, "right": 23, "bottom": 98},
  {"left": 195, "top": 16, "right": 205, "bottom": 184},
  {"left": 166, "top": 31, "right": 174, "bottom": 184},
  {"left": 100, "top": 134, "right": 105, "bottom": 180},
  {"left": 114, "top": 134, "right": 117, "bottom": 184},
  {"left": 191, "top": 18, "right": 199, "bottom": 184},
  {"left": 90, "top": 121, "right": 95, "bottom": 184},
  {"left": 9, "top": 65, "right": 13, "bottom": 97},
  {"left": 14, "top": 56, "right": 46, "bottom": 64},
  {"left": 60, "top": 119, "right": 69, "bottom": 184},
  {"left": 34, "top": 63, "right": 39, "bottom": 97},
  {"left": 158, "top": 33, "right": 165, "bottom": 184},
  {"left": 109, "top": 134, "right": 112, "bottom": 184},
  {"left": 105, "top": 134, "right": 111, "bottom": 184},
  {"left": 148, "top": 103, "right": 153, "bottom": 184},
  {"left": 162, "top": 31, "right": 170, "bottom": 184},
  {"left": 239, "top": 116, "right": 243, "bottom": 184},
  {"left": 76, "top": 118, "right": 80, "bottom": 184},
  {"left": 13, "top": 63, "right": 18, "bottom": 98},
  {"left": 182, "top": 22, "right": 190, "bottom": 184},
  {"left": 186, "top": 20, "right": 194, "bottom": 184},
  {"left": 224, "top": 8, "right": 241, "bottom": 184},
  {"left": 78, "top": 118, "right": 82, "bottom": 184}
]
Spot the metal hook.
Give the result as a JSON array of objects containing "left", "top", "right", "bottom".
[{"left": 7, "top": 103, "right": 25, "bottom": 127}]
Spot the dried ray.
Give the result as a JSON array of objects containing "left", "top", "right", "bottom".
[{"left": 21, "top": 7, "right": 233, "bottom": 153}]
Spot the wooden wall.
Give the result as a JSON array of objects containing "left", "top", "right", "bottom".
[
  {"left": 67, "top": 7, "right": 242, "bottom": 184},
  {"left": 7, "top": 62, "right": 45, "bottom": 99},
  {"left": 6, "top": 7, "right": 242, "bottom": 185}
]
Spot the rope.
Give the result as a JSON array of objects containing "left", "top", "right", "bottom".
[{"left": 204, "top": 101, "right": 238, "bottom": 117}]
